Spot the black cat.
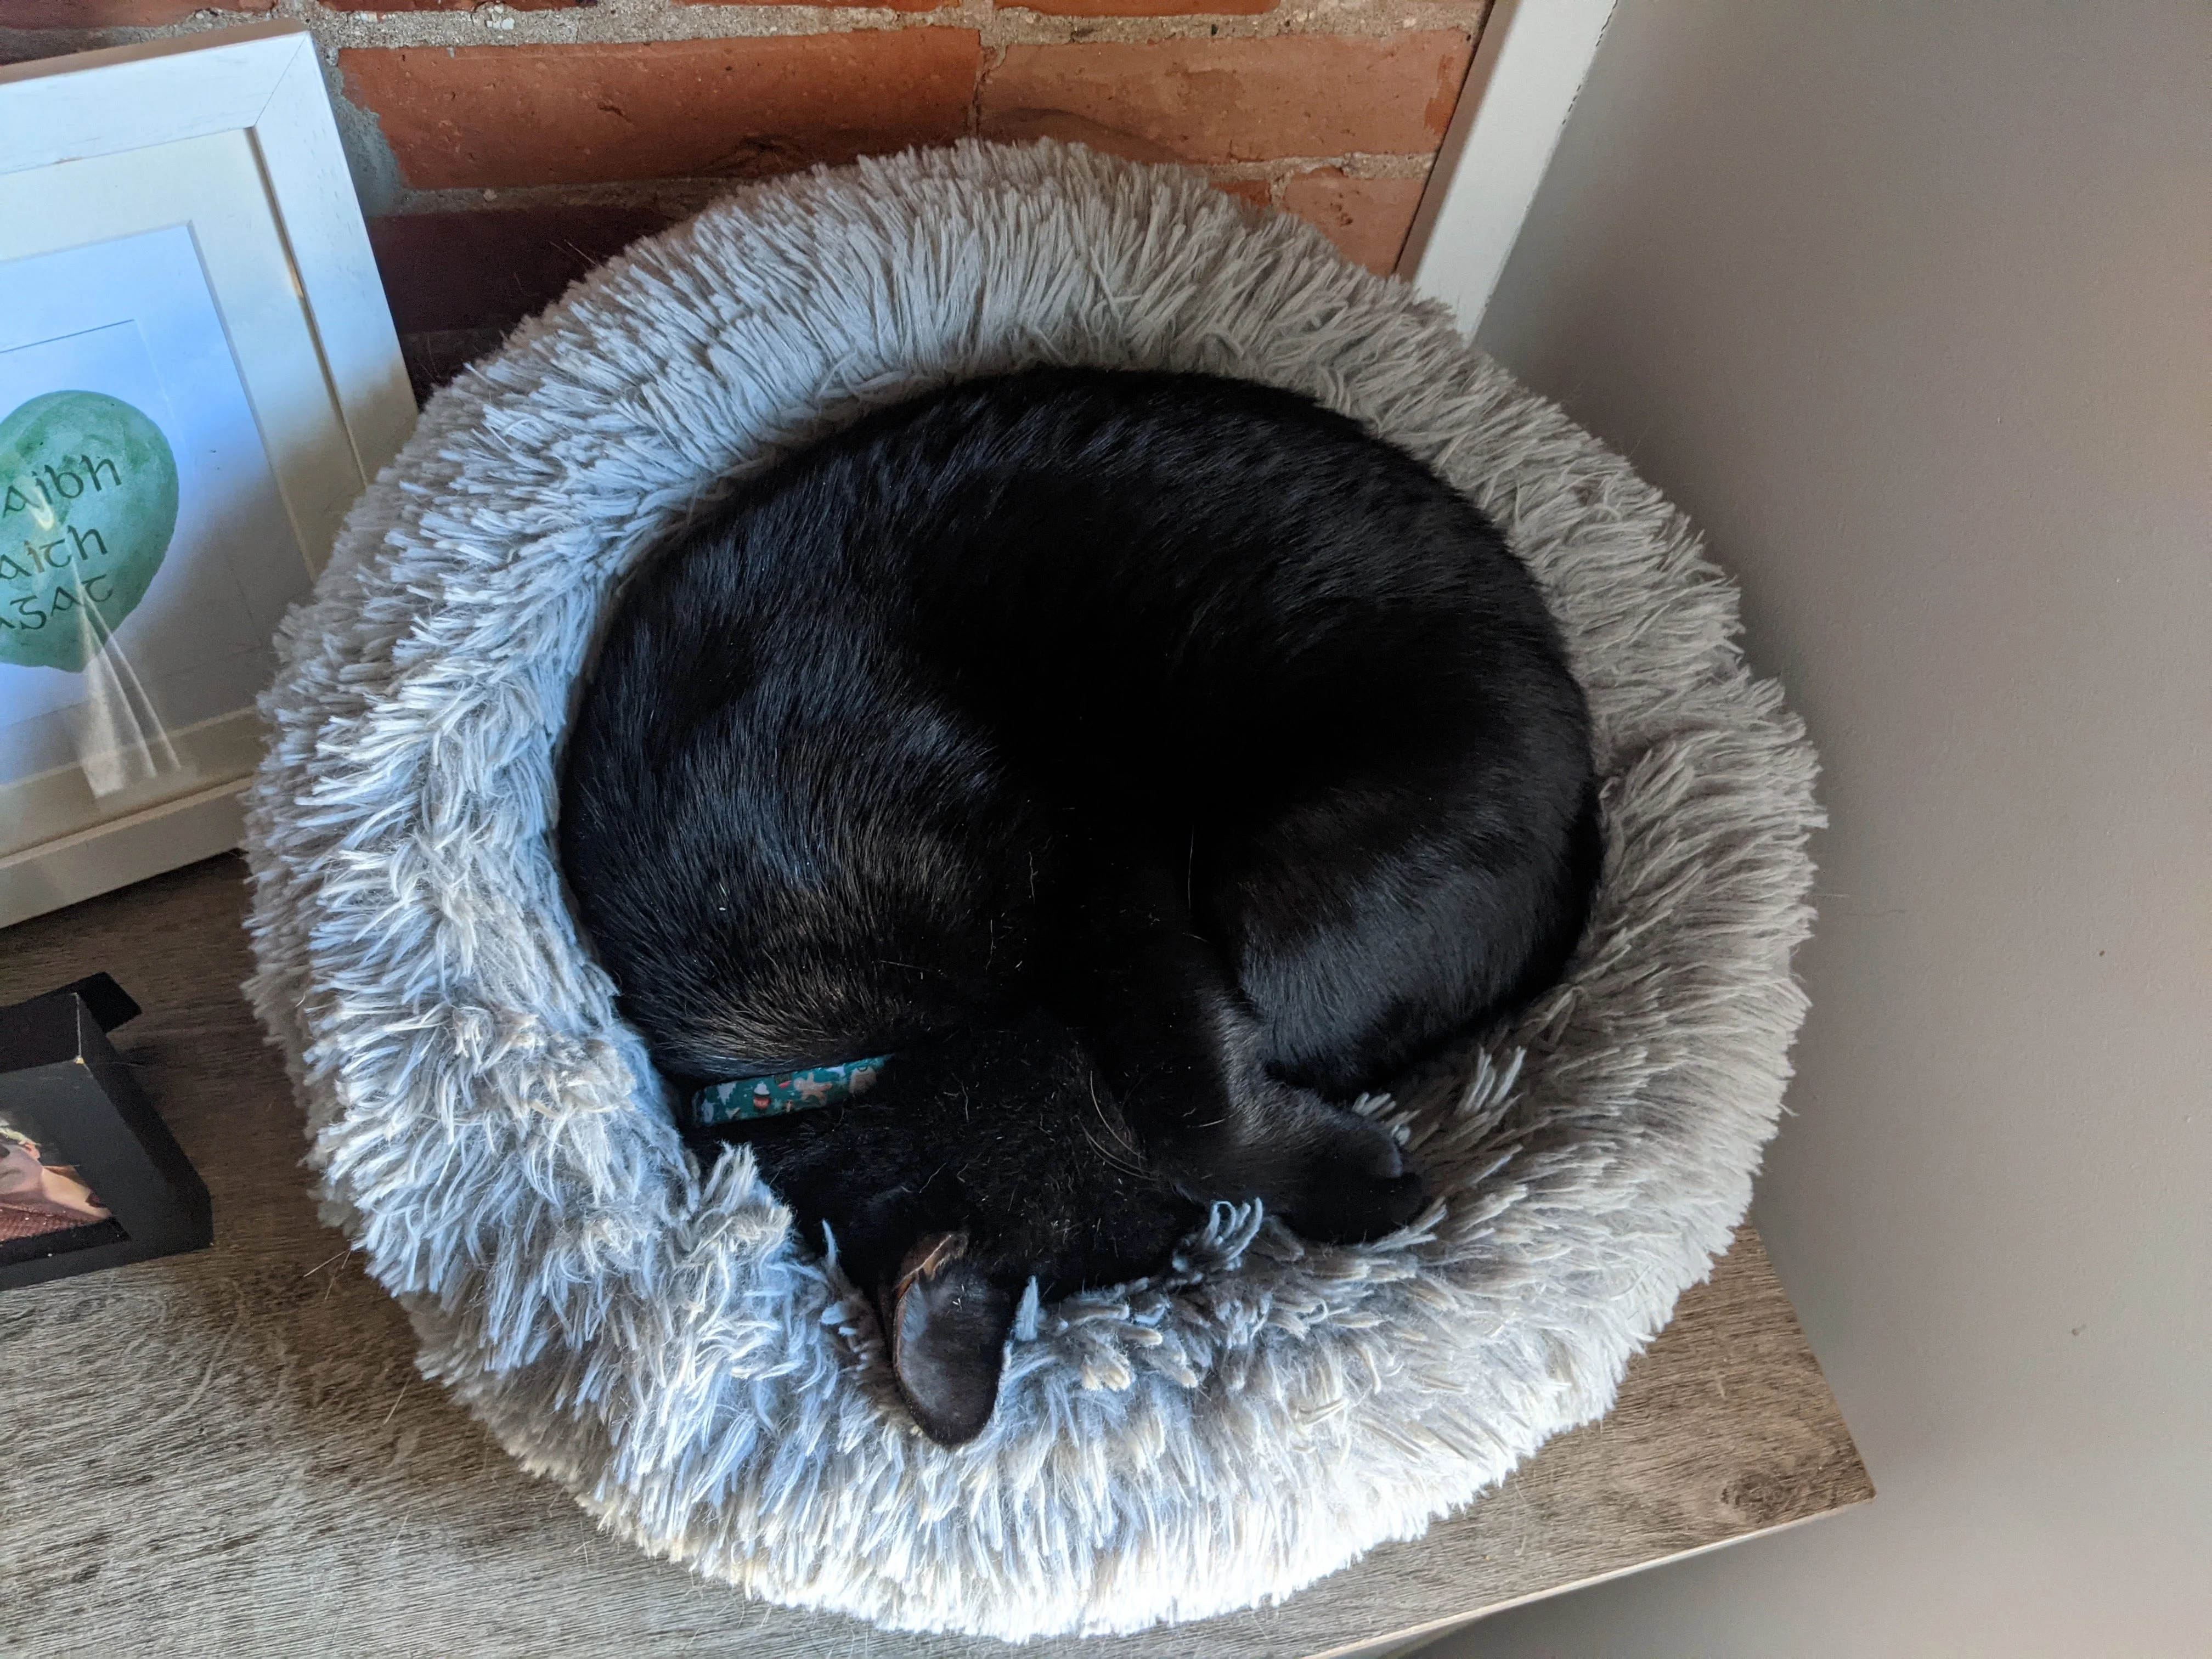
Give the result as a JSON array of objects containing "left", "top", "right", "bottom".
[{"left": 559, "top": 369, "right": 1598, "bottom": 1444}]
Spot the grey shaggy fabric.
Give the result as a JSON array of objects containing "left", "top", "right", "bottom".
[{"left": 241, "top": 141, "right": 1820, "bottom": 1640}]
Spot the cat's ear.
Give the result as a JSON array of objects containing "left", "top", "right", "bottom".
[{"left": 881, "top": 1233, "right": 1013, "bottom": 1446}]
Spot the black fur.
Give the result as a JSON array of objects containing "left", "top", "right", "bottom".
[{"left": 559, "top": 369, "right": 1598, "bottom": 1442}]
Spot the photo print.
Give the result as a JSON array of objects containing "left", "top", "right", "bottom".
[
  {"left": 0, "top": 224, "right": 309, "bottom": 860},
  {"left": 0, "top": 1106, "right": 126, "bottom": 1267}
]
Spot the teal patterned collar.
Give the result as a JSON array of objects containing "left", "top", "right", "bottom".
[{"left": 691, "top": 1055, "right": 889, "bottom": 1127}]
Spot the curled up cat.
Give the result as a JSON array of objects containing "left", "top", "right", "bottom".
[{"left": 558, "top": 368, "right": 1600, "bottom": 1446}]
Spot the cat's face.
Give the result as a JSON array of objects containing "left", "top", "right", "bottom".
[
  {"left": 707, "top": 1004, "right": 1426, "bottom": 1445},
  {"left": 707, "top": 1012, "right": 1206, "bottom": 1444}
]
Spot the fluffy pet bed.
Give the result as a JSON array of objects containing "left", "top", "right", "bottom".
[{"left": 242, "top": 141, "right": 1819, "bottom": 1640}]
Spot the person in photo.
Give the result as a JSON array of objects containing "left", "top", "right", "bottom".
[{"left": 0, "top": 1117, "right": 110, "bottom": 1242}]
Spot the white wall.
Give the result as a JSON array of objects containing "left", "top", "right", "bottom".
[{"left": 1424, "top": 5, "right": 2210, "bottom": 1655}]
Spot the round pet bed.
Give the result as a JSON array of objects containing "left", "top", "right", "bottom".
[{"left": 242, "top": 140, "right": 1819, "bottom": 1640}]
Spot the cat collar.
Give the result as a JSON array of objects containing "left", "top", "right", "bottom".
[{"left": 690, "top": 1056, "right": 889, "bottom": 1127}]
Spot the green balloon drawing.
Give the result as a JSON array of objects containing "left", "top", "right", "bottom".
[{"left": 0, "top": 389, "right": 180, "bottom": 674}]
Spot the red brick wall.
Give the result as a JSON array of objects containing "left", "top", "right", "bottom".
[{"left": 2, "top": 1, "right": 1488, "bottom": 398}]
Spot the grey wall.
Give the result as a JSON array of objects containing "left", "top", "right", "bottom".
[{"left": 1426, "top": 5, "right": 2210, "bottom": 1655}]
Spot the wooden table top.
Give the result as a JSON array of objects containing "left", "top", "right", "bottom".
[{"left": 0, "top": 856, "right": 1869, "bottom": 1658}]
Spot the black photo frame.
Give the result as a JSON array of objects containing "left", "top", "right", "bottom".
[{"left": 0, "top": 973, "right": 212, "bottom": 1289}]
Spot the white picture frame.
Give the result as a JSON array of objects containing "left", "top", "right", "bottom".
[{"left": 0, "top": 22, "right": 412, "bottom": 930}]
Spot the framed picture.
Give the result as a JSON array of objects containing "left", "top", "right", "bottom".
[
  {"left": 0, "top": 973, "right": 211, "bottom": 1290},
  {"left": 0, "top": 23, "right": 413, "bottom": 929}
]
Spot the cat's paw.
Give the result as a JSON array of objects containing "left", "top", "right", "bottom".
[{"left": 1273, "top": 1111, "right": 1427, "bottom": 1244}]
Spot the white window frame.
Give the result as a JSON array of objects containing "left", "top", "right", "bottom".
[{"left": 1400, "top": 0, "right": 1618, "bottom": 335}]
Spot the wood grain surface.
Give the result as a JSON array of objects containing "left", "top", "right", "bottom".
[{"left": 0, "top": 856, "right": 1870, "bottom": 1658}]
